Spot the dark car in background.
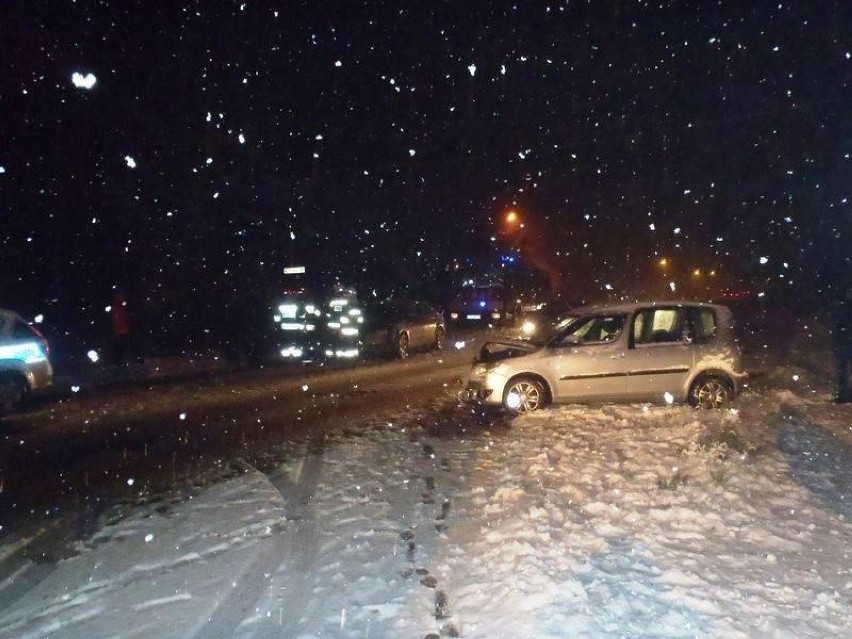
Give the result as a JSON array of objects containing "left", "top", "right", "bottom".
[
  {"left": 446, "top": 283, "right": 520, "bottom": 326},
  {"left": 0, "top": 309, "right": 53, "bottom": 411},
  {"left": 361, "top": 299, "right": 445, "bottom": 359}
]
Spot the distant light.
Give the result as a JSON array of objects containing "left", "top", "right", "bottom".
[
  {"left": 179, "top": 413, "right": 186, "bottom": 420},
  {"left": 127, "top": 478, "right": 135, "bottom": 486},
  {"left": 409, "top": 149, "right": 416, "bottom": 157},
  {"left": 335, "top": 60, "right": 342, "bottom": 67},
  {"left": 521, "top": 321, "right": 536, "bottom": 336},
  {"left": 658, "top": 258, "right": 668, "bottom": 267},
  {"left": 792, "top": 374, "right": 799, "bottom": 382},
  {"left": 467, "top": 63, "right": 477, "bottom": 77},
  {"left": 341, "top": 327, "right": 359, "bottom": 336},
  {"left": 124, "top": 156, "right": 137, "bottom": 169},
  {"left": 479, "top": 300, "right": 486, "bottom": 308},
  {"left": 604, "top": 283, "right": 613, "bottom": 290},
  {"left": 759, "top": 256, "right": 769, "bottom": 265},
  {"left": 669, "top": 281, "right": 676, "bottom": 292},
  {"left": 87, "top": 349, "right": 100, "bottom": 363},
  {"left": 71, "top": 71, "right": 97, "bottom": 89},
  {"left": 454, "top": 341, "right": 466, "bottom": 350},
  {"left": 278, "top": 304, "right": 298, "bottom": 318},
  {"left": 664, "top": 392, "right": 674, "bottom": 405},
  {"left": 34, "top": 314, "right": 44, "bottom": 324},
  {"left": 71, "top": 385, "right": 81, "bottom": 393},
  {"left": 281, "top": 346, "right": 304, "bottom": 358},
  {"left": 505, "top": 211, "right": 518, "bottom": 224},
  {"left": 238, "top": 133, "right": 245, "bottom": 144},
  {"left": 329, "top": 299, "right": 349, "bottom": 307},
  {"left": 0, "top": 166, "right": 6, "bottom": 174},
  {"left": 692, "top": 269, "right": 701, "bottom": 277},
  {"left": 144, "top": 534, "right": 154, "bottom": 543},
  {"left": 283, "top": 266, "right": 306, "bottom": 274}
]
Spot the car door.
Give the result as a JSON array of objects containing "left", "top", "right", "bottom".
[
  {"left": 417, "top": 302, "right": 439, "bottom": 347},
  {"left": 623, "top": 306, "right": 694, "bottom": 401},
  {"left": 549, "top": 313, "right": 632, "bottom": 401}
]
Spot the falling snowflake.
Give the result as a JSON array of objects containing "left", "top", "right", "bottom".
[
  {"left": 467, "top": 64, "right": 476, "bottom": 77},
  {"left": 71, "top": 71, "right": 97, "bottom": 89},
  {"left": 124, "top": 156, "right": 137, "bottom": 169}
]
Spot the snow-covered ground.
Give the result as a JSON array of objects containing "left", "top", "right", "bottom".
[{"left": 1, "top": 363, "right": 851, "bottom": 637}]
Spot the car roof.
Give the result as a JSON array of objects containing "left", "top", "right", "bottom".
[{"left": 571, "top": 300, "right": 730, "bottom": 316}]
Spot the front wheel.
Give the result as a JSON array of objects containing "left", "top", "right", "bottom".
[
  {"left": 503, "top": 377, "right": 546, "bottom": 413},
  {"left": 434, "top": 326, "right": 445, "bottom": 351},
  {"left": 395, "top": 332, "right": 410, "bottom": 359},
  {"left": 689, "top": 375, "right": 733, "bottom": 409}
]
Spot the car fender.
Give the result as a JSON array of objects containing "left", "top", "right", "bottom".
[{"left": 0, "top": 360, "right": 36, "bottom": 391}]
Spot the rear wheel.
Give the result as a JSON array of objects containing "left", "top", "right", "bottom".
[
  {"left": 689, "top": 375, "right": 733, "bottom": 409},
  {"left": 434, "top": 326, "right": 445, "bottom": 351},
  {"left": 395, "top": 332, "right": 410, "bottom": 359},
  {"left": 503, "top": 377, "right": 546, "bottom": 413}
]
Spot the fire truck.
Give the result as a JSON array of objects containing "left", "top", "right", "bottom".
[{"left": 272, "top": 267, "right": 364, "bottom": 360}]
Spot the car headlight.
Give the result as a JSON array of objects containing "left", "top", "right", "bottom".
[{"left": 521, "top": 320, "right": 537, "bottom": 336}]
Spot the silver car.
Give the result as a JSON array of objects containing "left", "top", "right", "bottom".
[
  {"left": 361, "top": 299, "right": 446, "bottom": 359},
  {"left": 0, "top": 309, "right": 53, "bottom": 410},
  {"left": 463, "top": 301, "right": 743, "bottom": 412}
]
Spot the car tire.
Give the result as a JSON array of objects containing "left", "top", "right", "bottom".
[
  {"left": 0, "top": 374, "right": 27, "bottom": 414},
  {"left": 688, "top": 374, "right": 733, "bottom": 409},
  {"left": 395, "top": 331, "right": 410, "bottom": 359},
  {"left": 434, "top": 326, "right": 445, "bottom": 351},
  {"left": 503, "top": 376, "right": 547, "bottom": 413}
]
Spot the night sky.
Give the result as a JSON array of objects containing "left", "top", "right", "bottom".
[{"left": 2, "top": 1, "right": 850, "bottom": 351}]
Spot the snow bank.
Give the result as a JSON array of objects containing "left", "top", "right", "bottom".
[{"left": 1, "top": 398, "right": 851, "bottom": 638}]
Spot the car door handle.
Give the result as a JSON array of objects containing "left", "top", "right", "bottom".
[{"left": 609, "top": 353, "right": 625, "bottom": 359}]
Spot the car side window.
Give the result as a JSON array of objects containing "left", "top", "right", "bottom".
[
  {"left": 633, "top": 309, "right": 685, "bottom": 345},
  {"left": 687, "top": 307, "right": 717, "bottom": 343}
]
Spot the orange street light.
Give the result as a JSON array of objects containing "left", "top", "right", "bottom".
[
  {"left": 505, "top": 210, "right": 519, "bottom": 225},
  {"left": 658, "top": 257, "right": 669, "bottom": 268},
  {"left": 692, "top": 268, "right": 702, "bottom": 277}
]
